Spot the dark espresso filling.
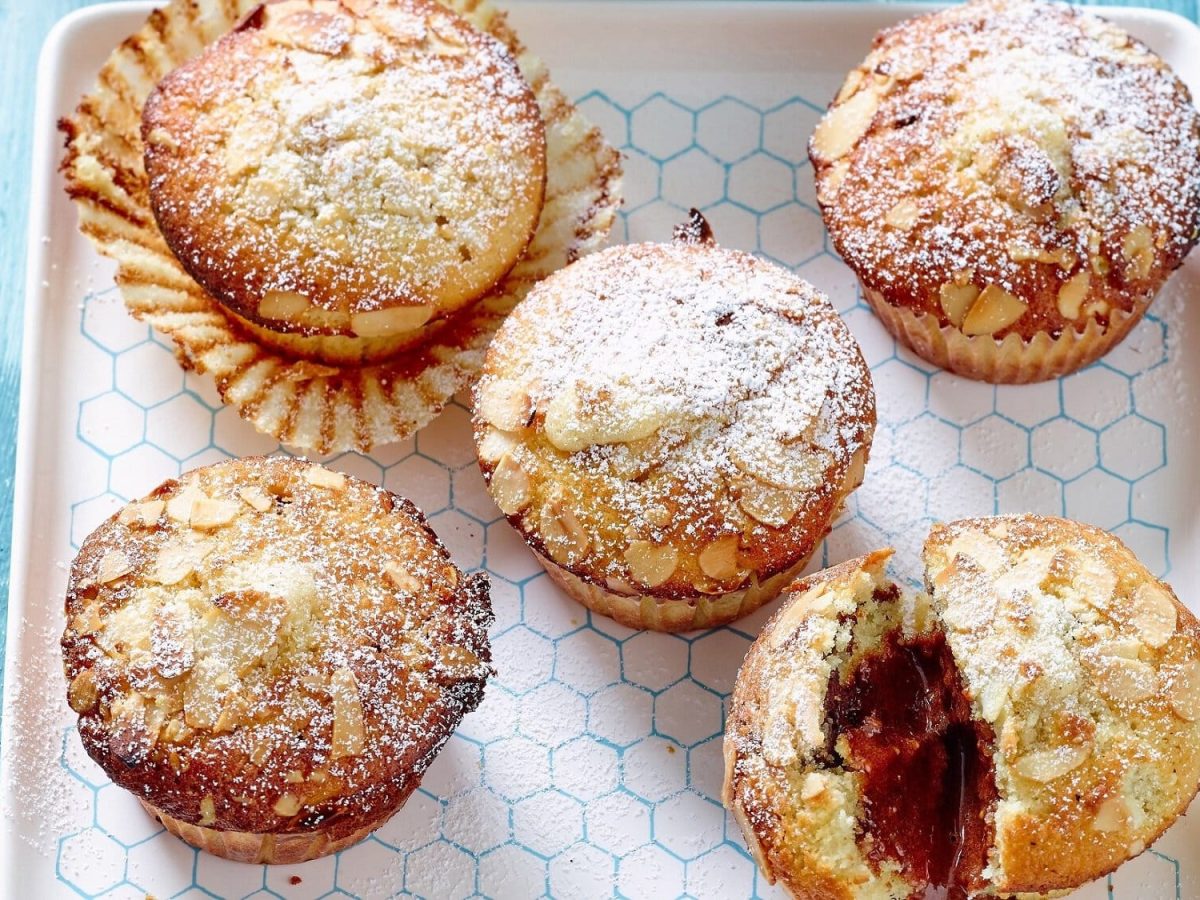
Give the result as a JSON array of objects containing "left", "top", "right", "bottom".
[{"left": 825, "top": 628, "right": 998, "bottom": 900}]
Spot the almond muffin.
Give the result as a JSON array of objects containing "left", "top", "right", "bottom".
[
  {"left": 142, "top": 0, "right": 546, "bottom": 365},
  {"left": 810, "top": 0, "right": 1200, "bottom": 383},
  {"left": 473, "top": 212, "right": 875, "bottom": 632},
  {"left": 724, "top": 516, "right": 1200, "bottom": 897},
  {"left": 61, "top": 456, "right": 493, "bottom": 864}
]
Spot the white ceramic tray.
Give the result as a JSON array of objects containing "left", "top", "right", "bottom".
[{"left": 5, "top": 2, "right": 1200, "bottom": 898}]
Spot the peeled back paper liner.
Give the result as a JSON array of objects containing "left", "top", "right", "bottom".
[
  {"left": 61, "top": 0, "right": 622, "bottom": 454},
  {"left": 860, "top": 284, "right": 1147, "bottom": 384}
]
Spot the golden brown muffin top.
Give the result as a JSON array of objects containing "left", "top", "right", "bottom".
[
  {"left": 811, "top": 0, "right": 1200, "bottom": 342},
  {"left": 142, "top": 0, "right": 546, "bottom": 339},
  {"left": 61, "top": 456, "right": 492, "bottom": 838},
  {"left": 473, "top": 216, "right": 875, "bottom": 601},
  {"left": 925, "top": 515, "right": 1200, "bottom": 894}
]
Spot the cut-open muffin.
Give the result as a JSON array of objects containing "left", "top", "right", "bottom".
[{"left": 723, "top": 516, "right": 1200, "bottom": 898}]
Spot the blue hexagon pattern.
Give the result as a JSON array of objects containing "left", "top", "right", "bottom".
[{"left": 51, "top": 88, "right": 1183, "bottom": 899}]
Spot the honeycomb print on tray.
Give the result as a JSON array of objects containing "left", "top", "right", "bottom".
[{"left": 54, "top": 90, "right": 1187, "bottom": 899}]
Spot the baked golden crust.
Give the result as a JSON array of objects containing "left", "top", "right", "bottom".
[
  {"left": 473, "top": 217, "right": 875, "bottom": 631},
  {"left": 811, "top": 0, "right": 1200, "bottom": 380},
  {"left": 925, "top": 515, "right": 1200, "bottom": 894},
  {"left": 724, "top": 516, "right": 1200, "bottom": 897},
  {"left": 61, "top": 456, "right": 493, "bottom": 859},
  {"left": 723, "top": 550, "right": 918, "bottom": 899},
  {"left": 142, "top": 0, "right": 546, "bottom": 351}
]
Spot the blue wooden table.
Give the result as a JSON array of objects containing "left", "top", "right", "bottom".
[{"left": 0, "top": 0, "right": 1196, "bottom": 695}]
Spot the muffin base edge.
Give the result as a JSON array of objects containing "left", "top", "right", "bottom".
[
  {"left": 141, "top": 800, "right": 384, "bottom": 864},
  {"left": 861, "top": 284, "right": 1147, "bottom": 383}
]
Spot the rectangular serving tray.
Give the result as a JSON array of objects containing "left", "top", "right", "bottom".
[{"left": 4, "top": 2, "right": 1200, "bottom": 897}]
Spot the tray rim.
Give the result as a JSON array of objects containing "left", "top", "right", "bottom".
[{"left": 5, "top": 1, "right": 1200, "bottom": 894}]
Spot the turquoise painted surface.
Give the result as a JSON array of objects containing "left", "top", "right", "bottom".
[{"left": 0, "top": 0, "right": 1198, "bottom": 699}]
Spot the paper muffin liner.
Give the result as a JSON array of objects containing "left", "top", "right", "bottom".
[
  {"left": 536, "top": 549, "right": 817, "bottom": 633},
  {"left": 142, "top": 800, "right": 382, "bottom": 864},
  {"left": 61, "top": 0, "right": 621, "bottom": 454},
  {"left": 860, "top": 284, "right": 1147, "bottom": 384}
]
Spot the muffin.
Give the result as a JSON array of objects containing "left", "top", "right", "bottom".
[
  {"left": 61, "top": 0, "right": 621, "bottom": 454},
  {"left": 810, "top": 0, "right": 1200, "bottom": 383},
  {"left": 473, "top": 212, "right": 875, "bottom": 632},
  {"left": 724, "top": 516, "right": 1200, "bottom": 897},
  {"left": 60, "top": 456, "right": 493, "bottom": 864},
  {"left": 141, "top": 0, "right": 547, "bottom": 366}
]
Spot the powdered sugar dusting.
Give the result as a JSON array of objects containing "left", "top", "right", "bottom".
[
  {"left": 478, "top": 237, "right": 875, "bottom": 590},
  {"left": 143, "top": 0, "right": 545, "bottom": 323},
  {"left": 816, "top": 0, "right": 1200, "bottom": 339},
  {"left": 60, "top": 456, "right": 493, "bottom": 836}
]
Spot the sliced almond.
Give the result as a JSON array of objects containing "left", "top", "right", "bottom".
[
  {"left": 1168, "top": 661, "right": 1200, "bottom": 722},
  {"left": 198, "top": 795, "right": 217, "bottom": 827},
  {"left": 166, "top": 484, "right": 206, "bottom": 524},
  {"left": 238, "top": 486, "right": 274, "bottom": 513},
  {"left": 477, "top": 427, "right": 520, "bottom": 465},
  {"left": 543, "top": 382, "right": 667, "bottom": 451},
  {"left": 1075, "top": 554, "right": 1118, "bottom": 609},
  {"left": 67, "top": 669, "right": 99, "bottom": 714},
  {"left": 183, "top": 675, "right": 221, "bottom": 730},
  {"left": 145, "top": 127, "right": 179, "bottom": 151},
  {"left": 189, "top": 498, "right": 240, "bottom": 530},
  {"left": 428, "top": 17, "right": 468, "bottom": 55},
  {"left": 305, "top": 467, "right": 346, "bottom": 491},
  {"left": 384, "top": 561, "right": 421, "bottom": 593},
  {"left": 939, "top": 283, "right": 980, "bottom": 328},
  {"left": 366, "top": 4, "right": 427, "bottom": 42},
  {"left": 884, "top": 198, "right": 920, "bottom": 230},
  {"left": 738, "top": 480, "right": 800, "bottom": 528},
  {"left": 97, "top": 550, "right": 133, "bottom": 584},
  {"left": 439, "top": 645, "right": 483, "bottom": 682},
  {"left": 1056, "top": 271, "right": 1091, "bottom": 320},
  {"left": 816, "top": 160, "right": 850, "bottom": 205},
  {"left": 152, "top": 601, "right": 195, "bottom": 680},
  {"left": 330, "top": 667, "right": 367, "bottom": 759},
  {"left": 476, "top": 378, "right": 531, "bottom": 432},
  {"left": 624, "top": 540, "right": 679, "bottom": 589},
  {"left": 1090, "top": 654, "right": 1156, "bottom": 703},
  {"left": 1011, "top": 743, "right": 1091, "bottom": 783},
  {"left": 541, "top": 499, "right": 591, "bottom": 563},
  {"left": 259, "top": 290, "right": 311, "bottom": 320},
  {"left": 961, "top": 285, "right": 1028, "bottom": 336},
  {"left": 944, "top": 530, "right": 1005, "bottom": 573},
  {"left": 70, "top": 603, "right": 104, "bottom": 637},
  {"left": 490, "top": 453, "right": 532, "bottom": 516},
  {"left": 213, "top": 700, "right": 247, "bottom": 735},
  {"left": 834, "top": 69, "right": 866, "bottom": 104},
  {"left": 152, "top": 538, "right": 212, "bottom": 586},
  {"left": 811, "top": 87, "right": 880, "bottom": 162},
  {"left": 350, "top": 305, "right": 433, "bottom": 337},
  {"left": 1121, "top": 225, "right": 1155, "bottom": 280},
  {"left": 698, "top": 535, "right": 740, "bottom": 581},
  {"left": 118, "top": 500, "right": 165, "bottom": 528},
  {"left": 1093, "top": 794, "right": 1129, "bottom": 832},
  {"left": 273, "top": 793, "right": 302, "bottom": 817},
  {"left": 1130, "top": 582, "right": 1176, "bottom": 649},
  {"left": 1007, "top": 244, "right": 1076, "bottom": 268}
]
